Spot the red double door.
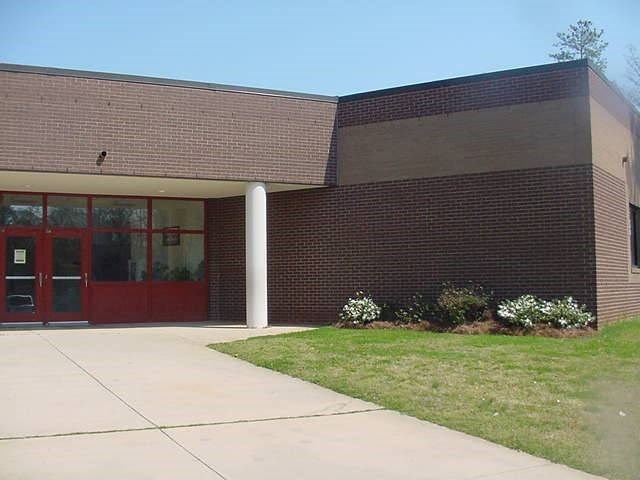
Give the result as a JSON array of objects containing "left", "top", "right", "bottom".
[{"left": 1, "top": 230, "right": 89, "bottom": 323}]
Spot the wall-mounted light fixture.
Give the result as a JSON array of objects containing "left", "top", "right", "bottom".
[{"left": 96, "top": 150, "right": 108, "bottom": 166}]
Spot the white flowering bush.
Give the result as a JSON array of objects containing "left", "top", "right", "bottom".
[
  {"left": 498, "top": 295, "right": 593, "bottom": 329},
  {"left": 498, "top": 295, "right": 541, "bottom": 328},
  {"left": 339, "top": 291, "right": 381, "bottom": 325},
  {"left": 542, "top": 297, "right": 593, "bottom": 329}
]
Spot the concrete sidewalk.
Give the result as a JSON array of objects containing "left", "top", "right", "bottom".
[{"left": 0, "top": 324, "right": 604, "bottom": 479}]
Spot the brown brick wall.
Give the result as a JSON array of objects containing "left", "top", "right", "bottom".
[
  {"left": 338, "top": 63, "right": 589, "bottom": 128},
  {"left": 593, "top": 165, "right": 640, "bottom": 325},
  {"left": 206, "top": 200, "right": 220, "bottom": 322},
  {"left": 207, "top": 195, "right": 246, "bottom": 323},
  {"left": 208, "top": 165, "right": 597, "bottom": 325},
  {"left": 0, "top": 70, "right": 337, "bottom": 185}
]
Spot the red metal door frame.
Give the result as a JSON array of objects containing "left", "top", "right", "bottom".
[{"left": 1, "top": 191, "right": 208, "bottom": 324}]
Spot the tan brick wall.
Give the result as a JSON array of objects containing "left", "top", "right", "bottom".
[
  {"left": 588, "top": 70, "right": 640, "bottom": 325},
  {"left": 0, "top": 70, "right": 337, "bottom": 185},
  {"left": 589, "top": 71, "right": 640, "bottom": 203},
  {"left": 338, "top": 97, "right": 591, "bottom": 185},
  {"left": 593, "top": 166, "right": 640, "bottom": 325}
]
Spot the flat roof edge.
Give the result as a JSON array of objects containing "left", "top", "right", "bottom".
[
  {"left": 339, "top": 59, "right": 590, "bottom": 102},
  {"left": 585, "top": 59, "right": 640, "bottom": 117},
  {"left": 0, "top": 63, "right": 338, "bottom": 103}
]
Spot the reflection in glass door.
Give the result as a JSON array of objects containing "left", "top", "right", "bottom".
[
  {"left": 45, "top": 234, "right": 86, "bottom": 322},
  {"left": 3, "top": 233, "right": 41, "bottom": 321}
]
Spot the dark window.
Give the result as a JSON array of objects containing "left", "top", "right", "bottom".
[
  {"left": 47, "top": 196, "right": 87, "bottom": 227},
  {"left": 631, "top": 204, "right": 640, "bottom": 268},
  {"left": 92, "top": 232, "right": 147, "bottom": 281},
  {"left": 92, "top": 197, "right": 147, "bottom": 229},
  {"left": 0, "top": 194, "right": 43, "bottom": 226}
]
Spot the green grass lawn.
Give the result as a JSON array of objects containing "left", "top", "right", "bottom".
[{"left": 211, "top": 320, "right": 640, "bottom": 480}]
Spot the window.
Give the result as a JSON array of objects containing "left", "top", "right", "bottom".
[
  {"left": 1, "top": 193, "right": 206, "bottom": 284},
  {"left": 631, "top": 204, "right": 640, "bottom": 268},
  {"left": 0, "top": 194, "right": 43, "bottom": 226},
  {"left": 92, "top": 197, "right": 147, "bottom": 229},
  {"left": 152, "top": 199, "right": 204, "bottom": 230},
  {"left": 151, "top": 199, "right": 204, "bottom": 281},
  {"left": 152, "top": 233, "right": 204, "bottom": 281},
  {"left": 92, "top": 232, "right": 147, "bottom": 281},
  {"left": 47, "top": 196, "right": 87, "bottom": 227}
]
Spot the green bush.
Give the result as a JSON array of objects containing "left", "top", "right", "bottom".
[
  {"left": 396, "top": 294, "right": 432, "bottom": 323},
  {"left": 436, "top": 283, "right": 491, "bottom": 325},
  {"left": 379, "top": 301, "right": 398, "bottom": 322}
]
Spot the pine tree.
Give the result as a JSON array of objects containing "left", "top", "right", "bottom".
[{"left": 549, "top": 20, "right": 608, "bottom": 72}]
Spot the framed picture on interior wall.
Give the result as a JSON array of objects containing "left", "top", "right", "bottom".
[{"left": 162, "top": 229, "right": 180, "bottom": 246}]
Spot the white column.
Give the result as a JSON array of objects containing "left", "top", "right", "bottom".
[{"left": 245, "top": 182, "right": 268, "bottom": 328}]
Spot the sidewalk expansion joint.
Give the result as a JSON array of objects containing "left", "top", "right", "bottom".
[{"left": 0, "top": 407, "right": 387, "bottom": 442}]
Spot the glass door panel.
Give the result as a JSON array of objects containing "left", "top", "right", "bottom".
[
  {"left": 51, "top": 237, "right": 82, "bottom": 313},
  {"left": 3, "top": 233, "right": 41, "bottom": 321}
]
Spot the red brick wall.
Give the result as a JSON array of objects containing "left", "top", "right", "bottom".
[
  {"left": 593, "top": 165, "right": 640, "bottom": 325},
  {"left": 0, "top": 70, "right": 337, "bottom": 185},
  {"left": 208, "top": 165, "right": 598, "bottom": 325},
  {"left": 338, "top": 62, "right": 589, "bottom": 127}
]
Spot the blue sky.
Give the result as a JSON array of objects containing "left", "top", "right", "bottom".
[{"left": 1, "top": 0, "right": 638, "bottom": 95}]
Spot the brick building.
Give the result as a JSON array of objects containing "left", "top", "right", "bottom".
[{"left": 1, "top": 59, "right": 638, "bottom": 327}]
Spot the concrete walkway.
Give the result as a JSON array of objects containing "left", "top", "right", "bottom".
[{"left": 1, "top": 323, "right": 603, "bottom": 479}]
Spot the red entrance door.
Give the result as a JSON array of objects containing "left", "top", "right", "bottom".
[
  {"left": 43, "top": 231, "right": 89, "bottom": 323},
  {"left": 1, "top": 230, "right": 44, "bottom": 322},
  {"left": 0, "top": 230, "right": 88, "bottom": 323}
]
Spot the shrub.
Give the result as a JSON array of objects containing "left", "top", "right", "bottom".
[
  {"left": 396, "top": 294, "right": 432, "bottom": 323},
  {"left": 541, "top": 297, "right": 593, "bottom": 329},
  {"left": 379, "top": 301, "right": 398, "bottom": 322},
  {"left": 498, "top": 295, "right": 594, "bottom": 330},
  {"left": 436, "top": 283, "right": 491, "bottom": 325},
  {"left": 497, "top": 295, "right": 542, "bottom": 329},
  {"left": 339, "top": 291, "right": 381, "bottom": 325}
]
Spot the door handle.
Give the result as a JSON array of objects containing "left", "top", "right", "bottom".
[
  {"left": 39, "top": 273, "right": 42, "bottom": 287},
  {"left": 84, "top": 273, "right": 88, "bottom": 288}
]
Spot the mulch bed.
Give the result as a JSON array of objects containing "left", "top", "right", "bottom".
[{"left": 333, "top": 319, "right": 595, "bottom": 337}]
